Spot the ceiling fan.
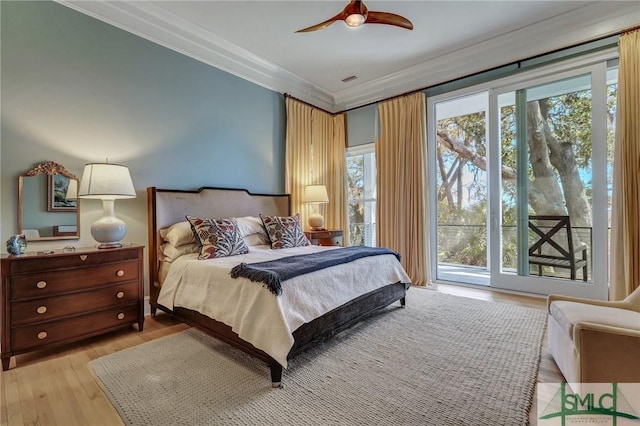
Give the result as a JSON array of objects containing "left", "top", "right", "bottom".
[{"left": 295, "top": 0, "right": 413, "bottom": 33}]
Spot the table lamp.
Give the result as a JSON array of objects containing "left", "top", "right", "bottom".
[
  {"left": 303, "top": 184, "right": 329, "bottom": 230},
  {"left": 78, "top": 162, "right": 136, "bottom": 248}
]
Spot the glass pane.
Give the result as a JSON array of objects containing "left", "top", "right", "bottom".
[
  {"left": 348, "top": 201, "right": 365, "bottom": 246},
  {"left": 606, "top": 65, "right": 617, "bottom": 266},
  {"left": 497, "top": 94, "right": 518, "bottom": 273},
  {"left": 435, "top": 93, "right": 489, "bottom": 284},
  {"left": 347, "top": 154, "right": 364, "bottom": 203},
  {"left": 346, "top": 150, "right": 376, "bottom": 247},
  {"left": 500, "top": 74, "right": 595, "bottom": 283},
  {"left": 364, "top": 200, "right": 376, "bottom": 246}
]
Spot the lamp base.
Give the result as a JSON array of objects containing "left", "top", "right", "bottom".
[
  {"left": 308, "top": 213, "right": 325, "bottom": 231},
  {"left": 91, "top": 199, "right": 128, "bottom": 249},
  {"left": 96, "top": 242, "right": 123, "bottom": 249}
]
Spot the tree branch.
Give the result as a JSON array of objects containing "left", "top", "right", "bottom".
[{"left": 437, "top": 132, "right": 516, "bottom": 180}]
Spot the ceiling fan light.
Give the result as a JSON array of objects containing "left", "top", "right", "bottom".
[{"left": 345, "top": 13, "right": 365, "bottom": 27}]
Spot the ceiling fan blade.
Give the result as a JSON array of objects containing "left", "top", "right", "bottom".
[
  {"left": 295, "top": 12, "right": 344, "bottom": 33},
  {"left": 365, "top": 11, "right": 413, "bottom": 30}
]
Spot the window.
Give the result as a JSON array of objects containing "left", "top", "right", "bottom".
[{"left": 346, "top": 143, "right": 376, "bottom": 246}]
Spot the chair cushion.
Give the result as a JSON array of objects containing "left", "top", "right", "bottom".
[{"left": 550, "top": 301, "right": 640, "bottom": 341}]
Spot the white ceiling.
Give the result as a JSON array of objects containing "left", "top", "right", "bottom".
[{"left": 59, "top": 1, "right": 640, "bottom": 112}]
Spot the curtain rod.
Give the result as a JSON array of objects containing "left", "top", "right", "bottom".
[
  {"left": 621, "top": 24, "right": 640, "bottom": 35},
  {"left": 341, "top": 30, "right": 625, "bottom": 113},
  {"left": 283, "top": 93, "right": 338, "bottom": 116}
]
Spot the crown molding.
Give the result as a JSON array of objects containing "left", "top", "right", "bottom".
[{"left": 56, "top": 1, "right": 638, "bottom": 113}]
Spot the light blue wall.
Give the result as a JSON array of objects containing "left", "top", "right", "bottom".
[
  {"left": 346, "top": 104, "right": 377, "bottom": 147},
  {"left": 1, "top": 1, "right": 286, "bottom": 255}
]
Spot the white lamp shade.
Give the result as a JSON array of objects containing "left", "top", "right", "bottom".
[
  {"left": 303, "top": 185, "right": 329, "bottom": 204},
  {"left": 78, "top": 163, "right": 136, "bottom": 200}
]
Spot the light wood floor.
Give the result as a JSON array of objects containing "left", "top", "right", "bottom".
[{"left": 1, "top": 284, "right": 564, "bottom": 426}]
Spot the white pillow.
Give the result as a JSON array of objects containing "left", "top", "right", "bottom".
[
  {"left": 235, "top": 216, "right": 267, "bottom": 237},
  {"left": 159, "top": 221, "right": 195, "bottom": 247},
  {"left": 243, "top": 233, "right": 270, "bottom": 246},
  {"left": 160, "top": 242, "right": 199, "bottom": 262}
]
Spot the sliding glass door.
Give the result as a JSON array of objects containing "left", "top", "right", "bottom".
[
  {"left": 433, "top": 93, "right": 489, "bottom": 285},
  {"left": 429, "top": 53, "right": 616, "bottom": 298},
  {"left": 489, "top": 64, "right": 610, "bottom": 298}
]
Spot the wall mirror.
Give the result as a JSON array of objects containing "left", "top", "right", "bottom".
[{"left": 18, "top": 161, "right": 80, "bottom": 241}]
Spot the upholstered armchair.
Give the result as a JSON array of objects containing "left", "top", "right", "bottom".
[{"left": 547, "top": 287, "right": 640, "bottom": 384}]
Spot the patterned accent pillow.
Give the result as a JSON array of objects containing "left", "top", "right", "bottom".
[
  {"left": 186, "top": 216, "right": 249, "bottom": 260},
  {"left": 259, "top": 214, "right": 310, "bottom": 249}
]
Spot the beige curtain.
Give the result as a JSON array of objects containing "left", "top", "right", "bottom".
[
  {"left": 313, "top": 112, "right": 347, "bottom": 233},
  {"left": 285, "top": 98, "right": 346, "bottom": 232},
  {"left": 285, "top": 98, "right": 312, "bottom": 217},
  {"left": 610, "top": 28, "right": 640, "bottom": 300},
  {"left": 376, "top": 92, "right": 429, "bottom": 285}
]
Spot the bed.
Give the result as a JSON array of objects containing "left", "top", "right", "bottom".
[{"left": 147, "top": 186, "right": 411, "bottom": 387}]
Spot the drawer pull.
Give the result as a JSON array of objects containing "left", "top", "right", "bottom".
[
  {"left": 116, "top": 291, "right": 125, "bottom": 299},
  {"left": 36, "top": 281, "right": 47, "bottom": 289},
  {"left": 117, "top": 313, "right": 125, "bottom": 320},
  {"left": 80, "top": 255, "right": 88, "bottom": 261},
  {"left": 36, "top": 306, "right": 48, "bottom": 314},
  {"left": 37, "top": 331, "right": 48, "bottom": 340},
  {"left": 116, "top": 270, "right": 125, "bottom": 277}
]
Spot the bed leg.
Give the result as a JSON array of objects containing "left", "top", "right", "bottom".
[
  {"left": 270, "top": 363, "right": 283, "bottom": 388},
  {"left": 400, "top": 297, "right": 406, "bottom": 308},
  {"left": 150, "top": 305, "right": 157, "bottom": 318}
]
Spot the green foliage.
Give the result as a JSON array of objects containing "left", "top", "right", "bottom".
[
  {"left": 542, "top": 91, "right": 592, "bottom": 168},
  {"left": 346, "top": 155, "right": 365, "bottom": 234},
  {"left": 437, "top": 202, "right": 488, "bottom": 266},
  {"left": 436, "top": 79, "right": 616, "bottom": 268}
]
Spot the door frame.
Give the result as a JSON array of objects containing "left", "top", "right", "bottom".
[{"left": 427, "top": 48, "right": 616, "bottom": 299}]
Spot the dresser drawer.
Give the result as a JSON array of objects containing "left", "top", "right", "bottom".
[
  {"left": 309, "top": 231, "right": 337, "bottom": 239},
  {"left": 304, "top": 230, "right": 343, "bottom": 247},
  {"left": 11, "top": 260, "right": 139, "bottom": 300},
  {"left": 11, "top": 303, "right": 139, "bottom": 352},
  {"left": 11, "top": 281, "right": 139, "bottom": 326},
  {"left": 7, "top": 249, "right": 139, "bottom": 275},
  {"left": 322, "top": 236, "right": 343, "bottom": 246}
]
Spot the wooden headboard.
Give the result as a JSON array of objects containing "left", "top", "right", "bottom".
[{"left": 146, "top": 187, "right": 290, "bottom": 304}]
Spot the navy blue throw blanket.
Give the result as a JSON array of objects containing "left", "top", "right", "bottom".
[{"left": 230, "top": 246, "right": 401, "bottom": 296}]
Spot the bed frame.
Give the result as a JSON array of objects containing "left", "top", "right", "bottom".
[{"left": 147, "top": 186, "right": 409, "bottom": 387}]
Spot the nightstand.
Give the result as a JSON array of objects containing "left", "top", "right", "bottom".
[
  {"left": 305, "top": 229, "right": 344, "bottom": 247},
  {"left": 1, "top": 244, "right": 144, "bottom": 370}
]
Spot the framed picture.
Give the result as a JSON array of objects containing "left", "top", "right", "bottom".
[{"left": 47, "top": 174, "right": 77, "bottom": 212}]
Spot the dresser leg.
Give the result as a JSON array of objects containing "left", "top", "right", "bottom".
[
  {"left": 2, "top": 356, "right": 10, "bottom": 371},
  {"left": 138, "top": 318, "right": 145, "bottom": 332}
]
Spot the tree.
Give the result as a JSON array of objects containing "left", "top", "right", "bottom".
[
  {"left": 436, "top": 84, "right": 615, "bottom": 267},
  {"left": 346, "top": 154, "right": 365, "bottom": 246}
]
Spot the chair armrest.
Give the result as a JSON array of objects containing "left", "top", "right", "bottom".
[
  {"left": 573, "top": 322, "right": 640, "bottom": 383},
  {"left": 547, "top": 294, "right": 634, "bottom": 313},
  {"left": 573, "top": 322, "right": 640, "bottom": 346}
]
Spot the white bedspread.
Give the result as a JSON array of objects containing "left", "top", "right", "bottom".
[{"left": 157, "top": 245, "right": 411, "bottom": 367}]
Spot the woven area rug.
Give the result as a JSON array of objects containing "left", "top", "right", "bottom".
[{"left": 90, "top": 288, "right": 546, "bottom": 426}]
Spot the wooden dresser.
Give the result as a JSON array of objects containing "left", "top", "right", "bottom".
[{"left": 1, "top": 245, "right": 144, "bottom": 370}]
